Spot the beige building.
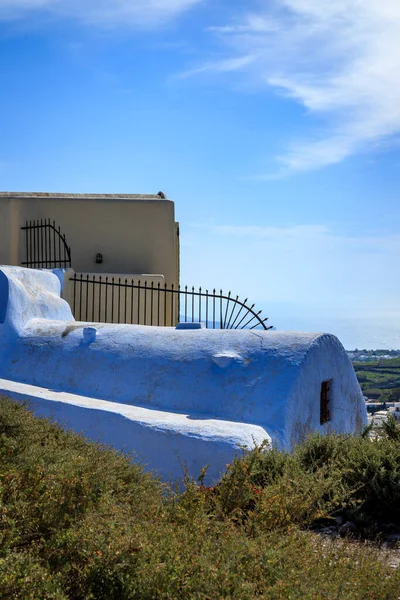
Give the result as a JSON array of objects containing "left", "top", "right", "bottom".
[{"left": 0, "top": 191, "right": 180, "bottom": 287}]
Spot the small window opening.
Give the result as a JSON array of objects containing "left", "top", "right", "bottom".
[{"left": 320, "top": 380, "right": 332, "bottom": 425}]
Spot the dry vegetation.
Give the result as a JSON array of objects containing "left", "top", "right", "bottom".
[{"left": 1, "top": 397, "right": 400, "bottom": 599}]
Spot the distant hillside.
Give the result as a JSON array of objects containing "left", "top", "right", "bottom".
[{"left": 353, "top": 357, "right": 400, "bottom": 402}]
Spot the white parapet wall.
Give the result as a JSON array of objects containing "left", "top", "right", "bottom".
[
  {"left": 0, "top": 266, "right": 368, "bottom": 482},
  {"left": 0, "top": 378, "right": 269, "bottom": 484}
]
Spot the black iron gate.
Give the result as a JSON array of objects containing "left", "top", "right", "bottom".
[
  {"left": 21, "top": 219, "right": 71, "bottom": 269},
  {"left": 69, "top": 274, "right": 272, "bottom": 330}
]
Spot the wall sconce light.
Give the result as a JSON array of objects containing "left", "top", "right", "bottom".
[{"left": 96, "top": 253, "right": 103, "bottom": 264}]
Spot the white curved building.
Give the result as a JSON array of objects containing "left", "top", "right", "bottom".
[{"left": 0, "top": 266, "right": 367, "bottom": 482}]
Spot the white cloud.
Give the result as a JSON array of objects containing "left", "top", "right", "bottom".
[
  {"left": 214, "top": 224, "right": 328, "bottom": 239},
  {"left": 0, "top": 0, "right": 203, "bottom": 27},
  {"left": 194, "top": 0, "right": 400, "bottom": 174},
  {"left": 207, "top": 15, "right": 280, "bottom": 35},
  {"left": 178, "top": 55, "right": 257, "bottom": 79}
]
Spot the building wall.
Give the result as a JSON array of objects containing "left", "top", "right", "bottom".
[
  {"left": 0, "top": 199, "right": 19, "bottom": 267},
  {"left": 0, "top": 193, "right": 179, "bottom": 287}
]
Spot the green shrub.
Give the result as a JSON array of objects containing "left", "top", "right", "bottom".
[
  {"left": 216, "top": 427, "right": 400, "bottom": 529},
  {"left": 1, "top": 397, "right": 400, "bottom": 599}
]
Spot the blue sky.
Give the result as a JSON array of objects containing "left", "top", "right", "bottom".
[{"left": 1, "top": 0, "right": 399, "bottom": 347}]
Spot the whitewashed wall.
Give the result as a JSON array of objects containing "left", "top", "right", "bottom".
[{"left": 0, "top": 266, "right": 367, "bottom": 482}]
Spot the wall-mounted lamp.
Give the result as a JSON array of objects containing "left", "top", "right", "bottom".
[{"left": 96, "top": 253, "right": 103, "bottom": 264}]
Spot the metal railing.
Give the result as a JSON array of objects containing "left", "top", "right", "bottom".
[
  {"left": 69, "top": 274, "right": 272, "bottom": 330},
  {"left": 21, "top": 219, "right": 72, "bottom": 269}
]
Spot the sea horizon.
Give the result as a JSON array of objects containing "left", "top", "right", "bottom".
[{"left": 268, "top": 315, "right": 400, "bottom": 351}]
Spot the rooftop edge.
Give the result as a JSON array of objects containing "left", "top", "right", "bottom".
[{"left": 0, "top": 192, "right": 171, "bottom": 201}]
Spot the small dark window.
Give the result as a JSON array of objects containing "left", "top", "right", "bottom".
[{"left": 320, "top": 380, "right": 332, "bottom": 425}]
